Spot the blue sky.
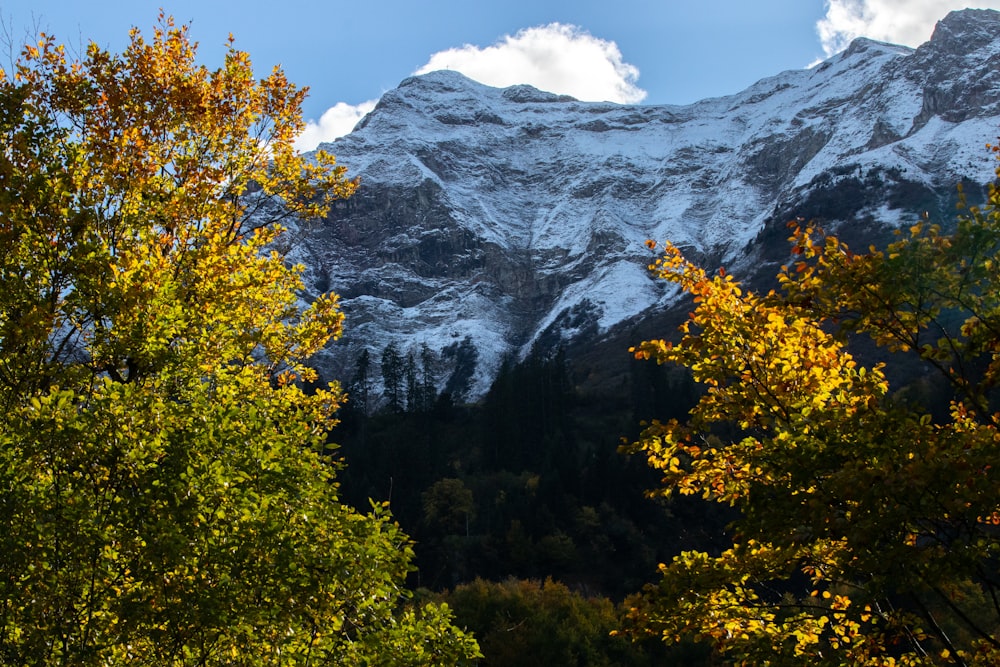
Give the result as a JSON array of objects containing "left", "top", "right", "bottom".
[{"left": 3, "top": 1, "right": 995, "bottom": 148}]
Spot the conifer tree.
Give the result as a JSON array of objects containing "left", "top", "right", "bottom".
[
  {"left": 381, "top": 342, "right": 404, "bottom": 413},
  {"left": 349, "top": 348, "right": 373, "bottom": 417}
]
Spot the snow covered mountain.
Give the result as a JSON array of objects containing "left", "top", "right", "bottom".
[{"left": 295, "top": 9, "right": 1000, "bottom": 400}]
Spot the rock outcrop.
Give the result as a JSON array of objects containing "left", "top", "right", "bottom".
[{"left": 289, "top": 10, "right": 1000, "bottom": 399}]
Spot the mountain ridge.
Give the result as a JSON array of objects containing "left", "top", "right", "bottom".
[{"left": 292, "top": 9, "right": 1000, "bottom": 400}]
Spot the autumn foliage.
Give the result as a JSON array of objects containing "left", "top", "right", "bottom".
[
  {"left": 0, "top": 16, "right": 478, "bottom": 665},
  {"left": 625, "top": 153, "right": 1000, "bottom": 665}
]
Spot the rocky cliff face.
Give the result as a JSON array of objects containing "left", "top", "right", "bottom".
[{"left": 292, "top": 9, "right": 1000, "bottom": 399}]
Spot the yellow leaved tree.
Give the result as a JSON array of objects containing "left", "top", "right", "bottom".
[
  {"left": 0, "top": 16, "right": 479, "bottom": 665},
  {"left": 624, "top": 148, "right": 1000, "bottom": 666}
]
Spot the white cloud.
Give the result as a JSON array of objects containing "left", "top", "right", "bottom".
[
  {"left": 413, "top": 23, "right": 646, "bottom": 104},
  {"left": 295, "top": 100, "right": 377, "bottom": 152},
  {"left": 817, "top": 0, "right": 1000, "bottom": 57},
  {"left": 296, "top": 23, "right": 644, "bottom": 150}
]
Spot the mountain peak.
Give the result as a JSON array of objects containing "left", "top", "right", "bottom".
[
  {"left": 297, "top": 10, "right": 1000, "bottom": 400},
  {"left": 840, "top": 36, "right": 912, "bottom": 59},
  {"left": 398, "top": 69, "right": 483, "bottom": 93},
  {"left": 396, "top": 70, "right": 579, "bottom": 105},
  {"left": 928, "top": 8, "right": 1000, "bottom": 53}
]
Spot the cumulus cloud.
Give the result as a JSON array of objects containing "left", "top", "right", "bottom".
[
  {"left": 295, "top": 100, "right": 377, "bottom": 152},
  {"left": 413, "top": 23, "right": 646, "bottom": 104},
  {"left": 296, "top": 23, "right": 644, "bottom": 150},
  {"left": 817, "top": 0, "right": 1000, "bottom": 57}
]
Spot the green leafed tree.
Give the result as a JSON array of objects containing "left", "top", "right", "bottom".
[
  {"left": 443, "top": 577, "right": 669, "bottom": 667},
  {"left": 623, "top": 148, "right": 1000, "bottom": 666},
  {"left": 0, "top": 16, "right": 479, "bottom": 665}
]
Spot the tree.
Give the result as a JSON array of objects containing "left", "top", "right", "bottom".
[
  {"left": 423, "top": 478, "right": 475, "bottom": 537},
  {"left": 623, "top": 150, "right": 1000, "bottom": 666},
  {"left": 0, "top": 17, "right": 479, "bottom": 665},
  {"left": 443, "top": 577, "right": 669, "bottom": 667},
  {"left": 416, "top": 343, "right": 439, "bottom": 413},
  {"left": 381, "top": 342, "right": 405, "bottom": 413},
  {"left": 406, "top": 351, "right": 419, "bottom": 412},
  {"left": 443, "top": 335, "right": 479, "bottom": 404},
  {"left": 348, "top": 348, "right": 374, "bottom": 417}
]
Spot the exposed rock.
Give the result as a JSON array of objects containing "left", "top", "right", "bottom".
[{"left": 289, "top": 9, "right": 1000, "bottom": 399}]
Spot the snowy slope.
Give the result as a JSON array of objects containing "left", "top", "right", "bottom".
[{"left": 294, "top": 9, "right": 1000, "bottom": 399}]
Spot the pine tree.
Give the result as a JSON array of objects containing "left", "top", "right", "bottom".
[{"left": 381, "top": 342, "right": 404, "bottom": 413}]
